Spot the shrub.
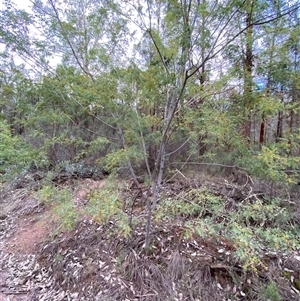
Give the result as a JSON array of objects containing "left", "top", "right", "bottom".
[{"left": 259, "top": 281, "right": 282, "bottom": 301}]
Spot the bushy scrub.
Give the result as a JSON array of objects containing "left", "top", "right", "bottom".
[
  {"left": 0, "top": 119, "right": 38, "bottom": 180},
  {"left": 154, "top": 185, "right": 300, "bottom": 271},
  {"left": 35, "top": 184, "right": 78, "bottom": 231},
  {"left": 259, "top": 281, "right": 282, "bottom": 301},
  {"left": 86, "top": 181, "right": 131, "bottom": 237}
]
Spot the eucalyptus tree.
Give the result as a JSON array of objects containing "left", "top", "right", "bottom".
[
  {"left": 0, "top": 3, "right": 32, "bottom": 62},
  {"left": 32, "top": 0, "right": 130, "bottom": 80}
]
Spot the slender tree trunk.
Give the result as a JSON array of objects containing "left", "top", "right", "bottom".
[
  {"left": 148, "top": 106, "right": 158, "bottom": 172},
  {"left": 288, "top": 109, "right": 294, "bottom": 154},
  {"left": 289, "top": 109, "right": 294, "bottom": 134},
  {"left": 242, "top": 2, "right": 255, "bottom": 142},
  {"left": 144, "top": 1, "right": 192, "bottom": 250},
  {"left": 259, "top": 113, "right": 265, "bottom": 146},
  {"left": 276, "top": 88, "right": 285, "bottom": 142},
  {"left": 198, "top": 0, "right": 207, "bottom": 158},
  {"left": 276, "top": 111, "right": 283, "bottom": 142}
]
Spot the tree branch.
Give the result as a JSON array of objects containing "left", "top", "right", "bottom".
[{"left": 48, "top": 0, "right": 95, "bottom": 82}]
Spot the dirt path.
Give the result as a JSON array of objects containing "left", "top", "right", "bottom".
[
  {"left": 0, "top": 187, "right": 50, "bottom": 301},
  {"left": 0, "top": 179, "right": 105, "bottom": 301}
]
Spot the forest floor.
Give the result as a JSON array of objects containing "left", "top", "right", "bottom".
[{"left": 0, "top": 171, "right": 300, "bottom": 301}]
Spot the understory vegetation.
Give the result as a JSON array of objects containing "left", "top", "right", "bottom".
[{"left": 29, "top": 174, "right": 299, "bottom": 300}]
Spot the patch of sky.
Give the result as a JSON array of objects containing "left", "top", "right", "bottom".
[{"left": 254, "top": 77, "right": 267, "bottom": 91}]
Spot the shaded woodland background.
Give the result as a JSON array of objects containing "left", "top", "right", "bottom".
[
  {"left": 1, "top": 0, "right": 299, "bottom": 181},
  {"left": 0, "top": 1, "right": 299, "bottom": 181}
]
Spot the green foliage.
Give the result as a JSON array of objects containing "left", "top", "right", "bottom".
[
  {"left": 86, "top": 181, "right": 131, "bottom": 237},
  {"left": 155, "top": 188, "right": 224, "bottom": 222},
  {"left": 155, "top": 184, "right": 300, "bottom": 272},
  {"left": 229, "top": 222, "right": 270, "bottom": 271},
  {"left": 36, "top": 184, "right": 78, "bottom": 231},
  {"left": 102, "top": 147, "right": 144, "bottom": 172},
  {"left": 232, "top": 198, "right": 287, "bottom": 227},
  {"left": 255, "top": 95, "right": 283, "bottom": 116},
  {"left": 86, "top": 137, "right": 110, "bottom": 155},
  {"left": 228, "top": 198, "right": 299, "bottom": 269},
  {"left": 259, "top": 281, "right": 282, "bottom": 301},
  {"left": 261, "top": 227, "right": 299, "bottom": 250},
  {"left": 36, "top": 184, "right": 72, "bottom": 204},
  {"left": 54, "top": 200, "right": 78, "bottom": 231},
  {"left": 247, "top": 144, "right": 300, "bottom": 183},
  {"left": 187, "top": 219, "right": 217, "bottom": 238},
  {"left": 0, "top": 118, "right": 37, "bottom": 179}
]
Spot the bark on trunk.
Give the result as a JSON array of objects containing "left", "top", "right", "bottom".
[
  {"left": 276, "top": 111, "right": 283, "bottom": 142},
  {"left": 242, "top": 5, "right": 254, "bottom": 142},
  {"left": 259, "top": 113, "right": 265, "bottom": 146}
]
